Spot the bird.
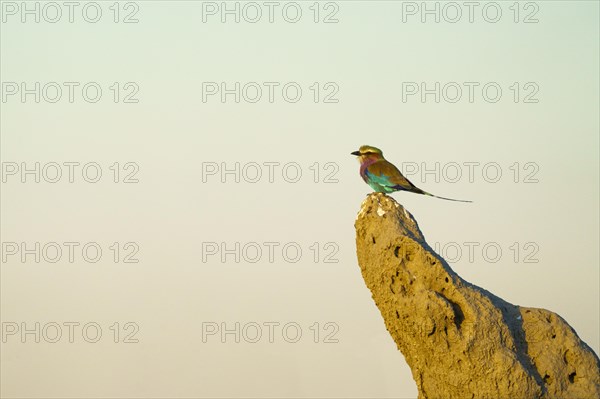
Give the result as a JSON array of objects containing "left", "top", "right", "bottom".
[{"left": 351, "top": 145, "right": 472, "bottom": 203}]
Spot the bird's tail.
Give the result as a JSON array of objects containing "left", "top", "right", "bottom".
[{"left": 422, "top": 191, "right": 472, "bottom": 203}]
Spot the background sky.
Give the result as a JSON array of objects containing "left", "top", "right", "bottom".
[{"left": 1, "top": 1, "right": 599, "bottom": 398}]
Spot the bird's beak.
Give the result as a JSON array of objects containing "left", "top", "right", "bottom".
[{"left": 351, "top": 151, "right": 361, "bottom": 156}]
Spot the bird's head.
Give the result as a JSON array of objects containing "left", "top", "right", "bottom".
[{"left": 351, "top": 145, "right": 384, "bottom": 163}]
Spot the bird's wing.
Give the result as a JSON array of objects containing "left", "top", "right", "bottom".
[{"left": 366, "top": 160, "right": 420, "bottom": 191}]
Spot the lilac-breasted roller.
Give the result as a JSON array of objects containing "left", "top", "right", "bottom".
[{"left": 351, "top": 145, "right": 472, "bottom": 202}]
